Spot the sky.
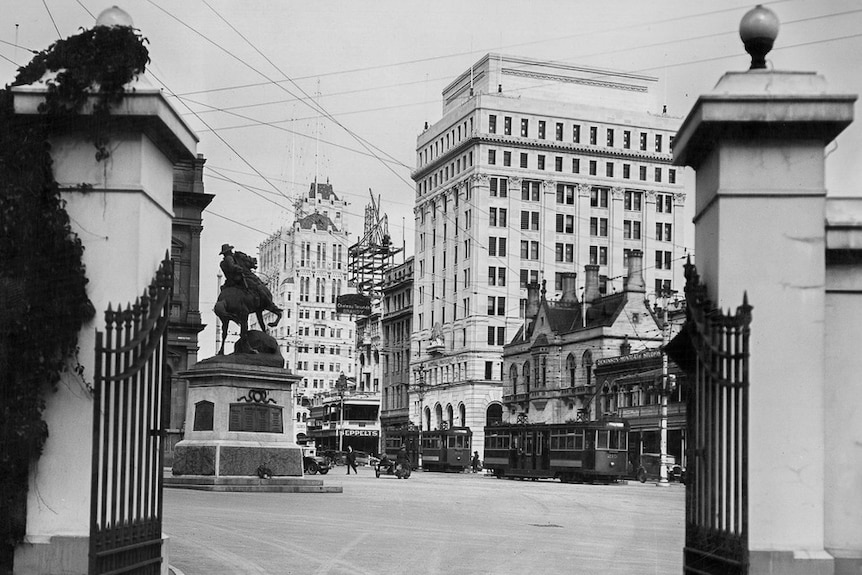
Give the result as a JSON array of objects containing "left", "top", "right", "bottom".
[{"left": 3, "top": 0, "right": 861, "bottom": 358}]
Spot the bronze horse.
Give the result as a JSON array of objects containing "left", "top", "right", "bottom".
[{"left": 214, "top": 252, "right": 282, "bottom": 355}]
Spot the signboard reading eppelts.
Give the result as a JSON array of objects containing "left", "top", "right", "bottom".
[{"left": 336, "top": 293, "right": 372, "bottom": 316}]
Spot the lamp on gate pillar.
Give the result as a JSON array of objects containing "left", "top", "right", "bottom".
[
  {"left": 658, "top": 287, "right": 678, "bottom": 486},
  {"left": 739, "top": 4, "right": 780, "bottom": 70},
  {"left": 414, "top": 370, "right": 428, "bottom": 469}
]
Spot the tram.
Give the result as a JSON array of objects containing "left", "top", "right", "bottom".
[
  {"left": 483, "top": 419, "right": 629, "bottom": 483},
  {"left": 383, "top": 429, "right": 419, "bottom": 469},
  {"left": 384, "top": 427, "right": 472, "bottom": 472}
]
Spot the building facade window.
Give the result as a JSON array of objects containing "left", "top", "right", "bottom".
[
  {"left": 590, "top": 187, "right": 609, "bottom": 208},
  {"left": 624, "top": 190, "right": 643, "bottom": 211}
]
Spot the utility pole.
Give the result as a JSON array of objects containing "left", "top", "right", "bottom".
[
  {"left": 415, "top": 370, "right": 427, "bottom": 470},
  {"left": 658, "top": 287, "right": 677, "bottom": 487},
  {"left": 337, "top": 372, "right": 347, "bottom": 451}
]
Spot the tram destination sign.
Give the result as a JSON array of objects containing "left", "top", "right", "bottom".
[{"left": 336, "top": 293, "right": 372, "bottom": 316}]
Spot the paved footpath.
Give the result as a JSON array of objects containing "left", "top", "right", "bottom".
[{"left": 164, "top": 466, "right": 684, "bottom": 575}]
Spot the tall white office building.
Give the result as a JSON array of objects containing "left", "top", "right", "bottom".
[
  {"left": 410, "top": 54, "right": 689, "bottom": 457},
  {"left": 258, "top": 181, "right": 356, "bottom": 421}
]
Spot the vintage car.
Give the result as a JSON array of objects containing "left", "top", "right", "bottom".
[
  {"left": 635, "top": 453, "right": 685, "bottom": 483},
  {"left": 302, "top": 448, "right": 331, "bottom": 475}
]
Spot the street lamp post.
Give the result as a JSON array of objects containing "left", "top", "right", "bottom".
[
  {"left": 414, "top": 370, "right": 427, "bottom": 469},
  {"left": 658, "top": 288, "right": 678, "bottom": 487},
  {"left": 336, "top": 372, "right": 348, "bottom": 452}
]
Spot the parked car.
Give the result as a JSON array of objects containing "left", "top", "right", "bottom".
[
  {"left": 351, "top": 450, "right": 380, "bottom": 467},
  {"left": 302, "top": 448, "right": 331, "bottom": 475},
  {"left": 636, "top": 453, "right": 685, "bottom": 483},
  {"left": 323, "top": 450, "right": 345, "bottom": 465}
]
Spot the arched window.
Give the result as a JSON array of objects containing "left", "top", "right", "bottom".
[
  {"left": 486, "top": 403, "right": 503, "bottom": 426},
  {"left": 446, "top": 404, "right": 454, "bottom": 427},
  {"left": 582, "top": 350, "right": 594, "bottom": 388},
  {"left": 459, "top": 403, "right": 467, "bottom": 427},
  {"left": 509, "top": 364, "right": 519, "bottom": 395},
  {"left": 566, "top": 353, "right": 577, "bottom": 387},
  {"left": 533, "top": 354, "right": 547, "bottom": 388},
  {"left": 522, "top": 361, "right": 531, "bottom": 393},
  {"left": 434, "top": 403, "right": 443, "bottom": 430}
]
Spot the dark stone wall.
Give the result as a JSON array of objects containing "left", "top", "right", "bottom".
[
  {"left": 172, "top": 445, "right": 216, "bottom": 475},
  {"left": 219, "top": 446, "right": 302, "bottom": 476}
]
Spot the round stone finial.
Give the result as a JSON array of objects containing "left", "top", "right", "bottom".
[
  {"left": 739, "top": 5, "right": 779, "bottom": 70},
  {"left": 95, "top": 6, "right": 133, "bottom": 28}
]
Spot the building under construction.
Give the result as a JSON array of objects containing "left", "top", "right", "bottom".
[{"left": 348, "top": 190, "right": 404, "bottom": 300}]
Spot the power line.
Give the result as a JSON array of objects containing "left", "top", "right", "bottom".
[
  {"left": 175, "top": 94, "right": 413, "bottom": 169},
  {"left": 41, "top": 0, "right": 62, "bottom": 38},
  {"left": 148, "top": 69, "right": 292, "bottom": 203},
  {"left": 161, "top": 0, "right": 796, "bottom": 100},
  {"left": 74, "top": 0, "right": 95, "bottom": 19}
]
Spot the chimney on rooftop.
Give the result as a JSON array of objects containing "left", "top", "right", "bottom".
[
  {"left": 583, "top": 265, "right": 601, "bottom": 303},
  {"left": 526, "top": 282, "right": 541, "bottom": 321},
  {"left": 559, "top": 272, "right": 578, "bottom": 306},
  {"left": 626, "top": 250, "right": 646, "bottom": 293}
]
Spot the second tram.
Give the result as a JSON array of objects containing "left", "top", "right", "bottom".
[
  {"left": 483, "top": 420, "right": 629, "bottom": 483},
  {"left": 384, "top": 427, "right": 472, "bottom": 472}
]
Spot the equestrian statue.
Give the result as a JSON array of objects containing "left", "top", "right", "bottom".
[{"left": 214, "top": 243, "right": 283, "bottom": 355}]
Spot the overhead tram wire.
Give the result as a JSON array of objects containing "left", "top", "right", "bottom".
[
  {"left": 140, "top": 1, "right": 859, "bottom": 189},
  {"left": 147, "top": 69, "right": 292, "bottom": 204},
  {"left": 138, "top": 0, "right": 856, "bottom": 205},
  {"left": 174, "top": 75, "right": 437, "bottom": 111},
  {"left": 198, "top": 0, "right": 413, "bottom": 179},
  {"left": 171, "top": 94, "right": 413, "bottom": 169},
  {"left": 145, "top": 0, "right": 406, "bottom": 173},
  {"left": 74, "top": 0, "right": 96, "bottom": 19},
  {"left": 177, "top": 0, "right": 853, "bottom": 134},
  {"left": 204, "top": 166, "right": 388, "bottom": 231},
  {"left": 207, "top": 211, "right": 274, "bottom": 236},
  {"left": 160, "top": 0, "right": 796, "bottom": 101},
  {"left": 42, "top": 0, "right": 62, "bottom": 38}
]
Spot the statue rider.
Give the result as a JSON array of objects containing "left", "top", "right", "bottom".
[{"left": 219, "top": 243, "right": 279, "bottom": 317}]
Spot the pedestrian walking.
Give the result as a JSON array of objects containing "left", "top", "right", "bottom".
[
  {"left": 471, "top": 451, "right": 481, "bottom": 473},
  {"left": 345, "top": 445, "right": 358, "bottom": 475}
]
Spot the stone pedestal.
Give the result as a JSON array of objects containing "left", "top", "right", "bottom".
[{"left": 172, "top": 361, "right": 304, "bottom": 477}]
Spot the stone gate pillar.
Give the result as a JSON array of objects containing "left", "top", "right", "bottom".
[
  {"left": 672, "top": 8, "right": 856, "bottom": 575},
  {"left": 10, "top": 34, "right": 198, "bottom": 575}
]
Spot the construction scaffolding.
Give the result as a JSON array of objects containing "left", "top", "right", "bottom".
[{"left": 348, "top": 189, "right": 404, "bottom": 300}]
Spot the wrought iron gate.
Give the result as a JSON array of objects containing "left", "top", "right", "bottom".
[
  {"left": 670, "top": 260, "right": 752, "bottom": 575},
  {"left": 89, "top": 257, "right": 172, "bottom": 575}
]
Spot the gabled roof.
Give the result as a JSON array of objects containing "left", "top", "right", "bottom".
[
  {"left": 584, "top": 292, "right": 627, "bottom": 327},
  {"left": 297, "top": 212, "right": 338, "bottom": 231},
  {"left": 309, "top": 181, "right": 339, "bottom": 201},
  {"left": 507, "top": 291, "right": 633, "bottom": 347},
  {"left": 545, "top": 304, "right": 582, "bottom": 334}
]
